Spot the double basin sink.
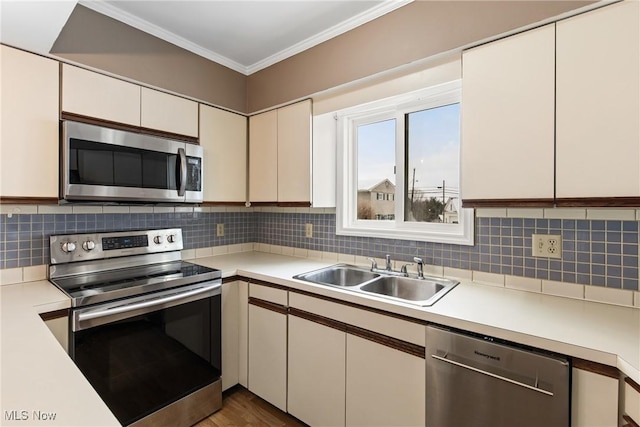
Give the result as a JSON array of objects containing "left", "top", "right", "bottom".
[{"left": 293, "top": 264, "right": 458, "bottom": 307}]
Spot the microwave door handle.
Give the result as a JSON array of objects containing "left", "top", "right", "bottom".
[{"left": 177, "top": 147, "right": 187, "bottom": 197}]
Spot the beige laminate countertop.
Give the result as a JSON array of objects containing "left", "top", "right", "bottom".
[{"left": 1, "top": 250, "right": 639, "bottom": 426}]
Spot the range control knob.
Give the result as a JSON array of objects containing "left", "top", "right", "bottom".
[
  {"left": 153, "top": 235, "right": 163, "bottom": 244},
  {"left": 61, "top": 242, "right": 77, "bottom": 253},
  {"left": 167, "top": 234, "right": 177, "bottom": 243},
  {"left": 82, "top": 240, "right": 96, "bottom": 251}
]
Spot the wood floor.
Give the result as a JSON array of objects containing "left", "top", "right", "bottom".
[{"left": 194, "top": 387, "right": 306, "bottom": 427}]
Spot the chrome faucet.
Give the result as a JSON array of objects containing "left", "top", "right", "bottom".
[
  {"left": 385, "top": 254, "right": 392, "bottom": 271},
  {"left": 367, "top": 255, "right": 409, "bottom": 277},
  {"left": 414, "top": 257, "right": 424, "bottom": 279}
]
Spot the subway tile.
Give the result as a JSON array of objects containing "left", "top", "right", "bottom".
[
  {"left": 0, "top": 268, "right": 23, "bottom": 285},
  {"left": 475, "top": 208, "right": 507, "bottom": 218},
  {"left": 72, "top": 206, "right": 103, "bottom": 214},
  {"left": 505, "top": 275, "right": 541, "bottom": 293},
  {"left": 587, "top": 209, "right": 636, "bottom": 220},
  {"left": 473, "top": 271, "right": 505, "bottom": 287},
  {"left": 103, "top": 206, "right": 131, "bottom": 214},
  {"left": 0, "top": 205, "right": 38, "bottom": 215},
  {"left": 544, "top": 208, "right": 586, "bottom": 220},
  {"left": 38, "top": 205, "right": 73, "bottom": 214},
  {"left": 23, "top": 265, "right": 47, "bottom": 282},
  {"left": 585, "top": 286, "right": 634, "bottom": 307},
  {"left": 506, "top": 208, "right": 544, "bottom": 218},
  {"left": 541, "top": 280, "right": 584, "bottom": 299}
]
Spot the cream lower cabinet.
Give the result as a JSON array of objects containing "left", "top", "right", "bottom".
[
  {"left": 247, "top": 284, "right": 288, "bottom": 411},
  {"left": 222, "top": 281, "right": 240, "bottom": 391},
  {"left": 346, "top": 334, "right": 425, "bottom": 427},
  {"left": 1, "top": 45, "right": 59, "bottom": 199},
  {"left": 288, "top": 314, "right": 346, "bottom": 426},
  {"left": 571, "top": 366, "right": 618, "bottom": 427},
  {"left": 287, "top": 292, "right": 425, "bottom": 427},
  {"left": 624, "top": 378, "right": 640, "bottom": 427}
]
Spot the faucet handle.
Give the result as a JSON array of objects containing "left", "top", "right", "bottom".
[
  {"left": 413, "top": 257, "right": 423, "bottom": 264},
  {"left": 367, "top": 257, "right": 378, "bottom": 271},
  {"left": 400, "top": 263, "right": 413, "bottom": 276}
]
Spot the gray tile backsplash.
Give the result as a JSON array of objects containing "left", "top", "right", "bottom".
[{"left": 1, "top": 210, "right": 638, "bottom": 291}]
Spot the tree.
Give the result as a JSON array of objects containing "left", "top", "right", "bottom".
[{"left": 358, "top": 203, "right": 374, "bottom": 220}]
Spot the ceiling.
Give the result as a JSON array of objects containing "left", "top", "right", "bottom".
[{"left": 77, "top": 0, "right": 410, "bottom": 75}]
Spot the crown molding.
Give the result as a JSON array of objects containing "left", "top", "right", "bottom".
[{"left": 78, "top": 0, "right": 413, "bottom": 76}]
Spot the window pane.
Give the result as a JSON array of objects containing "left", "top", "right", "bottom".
[
  {"left": 357, "top": 119, "right": 395, "bottom": 220},
  {"left": 405, "top": 103, "right": 460, "bottom": 223}
]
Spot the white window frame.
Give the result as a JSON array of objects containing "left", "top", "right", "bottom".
[{"left": 336, "top": 81, "right": 474, "bottom": 245}]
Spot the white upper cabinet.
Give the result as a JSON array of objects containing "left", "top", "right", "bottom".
[
  {"left": 1, "top": 46, "right": 59, "bottom": 199},
  {"left": 461, "top": 23, "right": 555, "bottom": 203},
  {"left": 141, "top": 87, "right": 198, "bottom": 138},
  {"left": 249, "top": 109, "right": 278, "bottom": 202},
  {"left": 200, "top": 105, "right": 247, "bottom": 203},
  {"left": 312, "top": 112, "right": 337, "bottom": 208},
  {"left": 556, "top": 0, "right": 640, "bottom": 200},
  {"left": 277, "top": 99, "right": 311, "bottom": 203},
  {"left": 62, "top": 64, "right": 141, "bottom": 126},
  {"left": 249, "top": 99, "right": 312, "bottom": 204}
]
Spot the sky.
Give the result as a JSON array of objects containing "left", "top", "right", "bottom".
[{"left": 357, "top": 103, "right": 460, "bottom": 201}]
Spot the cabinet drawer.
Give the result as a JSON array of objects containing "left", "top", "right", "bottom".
[
  {"left": 249, "top": 283, "right": 287, "bottom": 306},
  {"left": 289, "top": 292, "right": 424, "bottom": 346}
]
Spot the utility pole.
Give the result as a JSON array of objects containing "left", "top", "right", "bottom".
[{"left": 411, "top": 168, "right": 416, "bottom": 209}]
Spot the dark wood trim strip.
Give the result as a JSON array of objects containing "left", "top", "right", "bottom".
[
  {"left": 0, "top": 197, "right": 58, "bottom": 205},
  {"left": 248, "top": 278, "right": 289, "bottom": 291},
  {"left": 572, "top": 358, "right": 619, "bottom": 379},
  {"left": 39, "top": 309, "right": 69, "bottom": 321},
  {"left": 289, "top": 307, "right": 346, "bottom": 332},
  {"left": 61, "top": 112, "right": 199, "bottom": 144},
  {"left": 347, "top": 324, "right": 425, "bottom": 359},
  {"left": 202, "top": 202, "right": 247, "bottom": 207},
  {"left": 286, "top": 286, "right": 426, "bottom": 326},
  {"left": 556, "top": 197, "right": 640, "bottom": 207},
  {"left": 277, "top": 202, "right": 312, "bottom": 207},
  {"left": 249, "top": 202, "right": 278, "bottom": 206},
  {"left": 248, "top": 297, "right": 288, "bottom": 315},
  {"left": 462, "top": 198, "right": 554, "bottom": 208},
  {"left": 222, "top": 275, "right": 244, "bottom": 284},
  {"left": 623, "top": 415, "right": 640, "bottom": 427},
  {"left": 626, "top": 377, "right": 640, "bottom": 394}
]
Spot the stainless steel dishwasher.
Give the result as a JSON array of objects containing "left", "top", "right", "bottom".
[{"left": 426, "top": 326, "right": 570, "bottom": 427}]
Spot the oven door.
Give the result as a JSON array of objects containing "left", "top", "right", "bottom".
[{"left": 70, "top": 282, "right": 221, "bottom": 426}]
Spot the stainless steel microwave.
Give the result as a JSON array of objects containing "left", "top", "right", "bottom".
[{"left": 61, "top": 121, "right": 203, "bottom": 204}]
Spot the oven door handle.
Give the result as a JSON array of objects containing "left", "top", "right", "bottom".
[{"left": 74, "top": 283, "right": 220, "bottom": 331}]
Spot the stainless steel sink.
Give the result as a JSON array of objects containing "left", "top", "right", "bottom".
[
  {"left": 359, "top": 276, "right": 457, "bottom": 306},
  {"left": 293, "top": 265, "right": 380, "bottom": 287},
  {"left": 293, "top": 264, "right": 458, "bottom": 306}
]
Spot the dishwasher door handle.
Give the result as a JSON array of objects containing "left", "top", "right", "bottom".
[{"left": 431, "top": 354, "right": 554, "bottom": 396}]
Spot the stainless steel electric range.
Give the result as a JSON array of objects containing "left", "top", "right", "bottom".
[{"left": 48, "top": 228, "right": 222, "bottom": 427}]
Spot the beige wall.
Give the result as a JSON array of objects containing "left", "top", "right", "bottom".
[
  {"left": 50, "top": 2, "right": 593, "bottom": 114},
  {"left": 51, "top": 5, "right": 247, "bottom": 113},
  {"left": 248, "top": 0, "right": 593, "bottom": 112}
]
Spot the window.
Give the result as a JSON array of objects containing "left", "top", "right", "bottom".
[{"left": 336, "top": 81, "right": 474, "bottom": 245}]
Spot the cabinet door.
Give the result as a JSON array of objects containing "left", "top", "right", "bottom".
[
  {"left": 200, "top": 105, "right": 247, "bottom": 203},
  {"left": 61, "top": 64, "right": 140, "bottom": 126},
  {"left": 0, "top": 46, "right": 59, "bottom": 198},
  {"left": 221, "top": 281, "right": 239, "bottom": 391},
  {"left": 238, "top": 281, "right": 249, "bottom": 388},
  {"left": 288, "top": 315, "right": 345, "bottom": 427},
  {"left": 625, "top": 379, "right": 640, "bottom": 426},
  {"left": 277, "top": 100, "right": 311, "bottom": 203},
  {"left": 571, "top": 367, "right": 618, "bottom": 427},
  {"left": 556, "top": 1, "right": 640, "bottom": 199},
  {"left": 346, "top": 334, "right": 425, "bottom": 427},
  {"left": 141, "top": 87, "right": 198, "bottom": 137},
  {"left": 248, "top": 303, "right": 287, "bottom": 411},
  {"left": 249, "top": 110, "right": 278, "bottom": 202},
  {"left": 312, "top": 112, "right": 336, "bottom": 208},
  {"left": 461, "top": 24, "right": 555, "bottom": 203}
]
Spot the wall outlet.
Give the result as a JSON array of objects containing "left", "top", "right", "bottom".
[
  {"left": 305, "top": 223, "right": 313, "bottom": 238},
  {"left": 216, "top": 223, "right": 224, "bottom": 237},
  {"left": 532, "top": 234, "right": 562, "bottom": 259}
]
